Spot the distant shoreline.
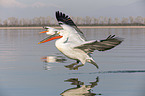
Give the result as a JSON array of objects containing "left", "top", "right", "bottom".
[{"left": 0, "top": 26, "right": 145, "bottom": 29}]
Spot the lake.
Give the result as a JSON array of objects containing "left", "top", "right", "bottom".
[{"left": 0, "top": 28, "right": 145, "bottom": 96}]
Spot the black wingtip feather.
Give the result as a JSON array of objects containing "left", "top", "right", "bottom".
[{"left": 55, "top": 11, "right": 76, "bottom": 26}]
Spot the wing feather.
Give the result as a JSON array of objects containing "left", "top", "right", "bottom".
[
  {"left": 55, "top": 11, "right": 86, "bottom": 40},
  {"left": 56, "top": 11, "right": 76, "bottom": 26},
  {"left": 74, "top": 35, "right": 124, "bottom": 53}
]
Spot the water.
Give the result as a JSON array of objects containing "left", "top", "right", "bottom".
[{"left": 0, "top": 28, "right": 145, "bottom": 96}]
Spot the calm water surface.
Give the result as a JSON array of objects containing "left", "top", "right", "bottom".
[{"left": 0, "top": 28, "right": 145, "bottom": 96}]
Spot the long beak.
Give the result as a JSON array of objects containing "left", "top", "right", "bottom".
[
  {"left": 39, "top": 31, "right": 48, "bottom": 34},
  {"left": 38, "top": 34, "right": 63, "bottom": 44}
]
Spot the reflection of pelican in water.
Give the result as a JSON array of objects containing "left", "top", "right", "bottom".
[
  {"left": 42, "top": 55, "right": 67, "bottom": 70},
  {"left": 39, "top": 11, "right": 123, "bottom": 70},
  {"left": 41, "top": 55, "right": 66, "bottom": 63},
  {"left": 60, "top": 77, "right": 101, "bottom": 96},
  {"left": 43, "top": 64, "right": 52, "bottom": 70}
]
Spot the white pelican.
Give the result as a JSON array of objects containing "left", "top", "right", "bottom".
[{"left": 38, "top": 11, "right": 124, "bottom": 70}]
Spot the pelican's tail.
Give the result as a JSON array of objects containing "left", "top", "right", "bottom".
[{"left": 87, "top": 59, "right": 99, "bottom": 69}]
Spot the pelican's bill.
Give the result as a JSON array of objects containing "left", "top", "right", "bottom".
[{"left": 38, "top": 34, "right": 63, "bottom": 44}]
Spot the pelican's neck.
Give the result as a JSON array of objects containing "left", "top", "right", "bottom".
[{"left": 56, "top": 30, "right": 68, "bottom": 44}]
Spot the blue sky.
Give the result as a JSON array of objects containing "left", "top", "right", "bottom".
[{"left": 0, "top": 0, "right": 145, "bottom": 20}]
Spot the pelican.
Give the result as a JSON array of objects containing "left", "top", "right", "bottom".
[{"left": 38, "top": 11, "right": 124, "bottom": 70}]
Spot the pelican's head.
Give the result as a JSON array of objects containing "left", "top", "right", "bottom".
[
  {"left": 39, "top": 26, "right": 59, "bottom": 35},
  {"left": 38, "top": 27, "right": 64, "bottom": 44}
]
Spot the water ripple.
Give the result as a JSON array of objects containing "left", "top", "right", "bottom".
[
  {"left": 69, "top": 70, "right": 145, "bottom": 75},
  {"left": 91, "top": 70, "right": 145, "bottom": 74}
]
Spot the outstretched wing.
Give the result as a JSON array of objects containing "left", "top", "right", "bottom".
[
  {"left": 55, "top": 11, "right": 86, "bottom": 40},
  {"left": 74, "top": 35, "right": 124, "bottom": 53}
]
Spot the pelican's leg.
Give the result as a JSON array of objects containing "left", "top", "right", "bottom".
[
  {"left": 65, "top": 60, "right": 80, "bottom": 70},
  {"left": 90, "top": 62, "right": 99, "bottom": 69},
  {"left": 87, "top": 59, "right": 99, "bottom": 69}
]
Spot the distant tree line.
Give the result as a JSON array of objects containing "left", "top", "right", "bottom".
[{"left": 0, "top": 16, "right": 145, "bottom": 27}]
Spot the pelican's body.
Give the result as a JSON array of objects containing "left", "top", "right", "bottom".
[
  {"left": 39, "top": 11, "right": 124, "bottom": 69},
  {"left": 55, "top": 29, "right": 95, "bottom": 66}
]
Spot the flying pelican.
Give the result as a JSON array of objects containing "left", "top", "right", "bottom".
[{"left": 38, "top": 11, "right": 124, "bottom": 70}]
